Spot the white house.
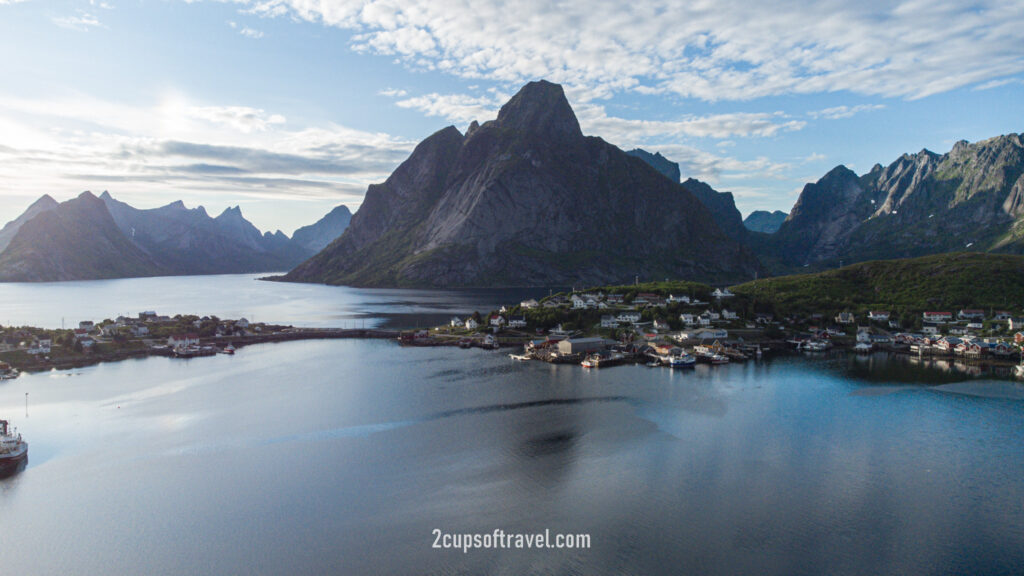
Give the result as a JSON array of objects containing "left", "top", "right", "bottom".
[
  {"left": 667, "top": 294, "right": 691, "bottom": 304},
  {"left": 508, "top": 315, "right": 527, "bottom": 328},
  {"left": 132, "top": 325, "right": 150, "bottom": 337},
  {"left": 923, "top": 311, "right": 953, "bottom": 323},
  {"left": 679, "top": 313, "right": 696, "bottom": 325},
  {"left": 450, "top": 316, "right": 463, "bottom": 328},
  {"left": 680, "top": 328, "right": 728, "bottom": 340},
  {"left": 835, "top": 312, "right": 855, "bottom": 324},
  {"left": 465, "top": 317, "right": 479, "bottom": 330},
  {"left": 958, "top": 309, "right": 985, "bottom": 321},
  {"left": 653, "top": 319, "right": 671, "bottom": 331},
  {"left": 79, "top": 320, "right": 95, "bottom": 331},
  {"left": 520, "top": 299, "right": 539, "bottom": 309},
  {"left": 868, "top": 311, "right": 890, "bottom": 321},
  {"left": 28, "top": 339, "right": 51, "bottom": 355},
  {"left": 600, "top": 315, "right": 619, "bottom": 328},
  {"left": 721, "top": 309, "right": 738, "bottom": 320},
  {"left": 571, "top": 295, "right": 586, "bottom": 309},
  {"left": 489, "top": 315, "right": 506, "bottom": 327},
  {"left": 616, "top": 311, "right": 641, "bottom": 324},
  {"left": 236, "top": 317, "right": 250, "bottom": 329},
  {"left": 712, "top": 288, "right": 734, "bottom": 298}
]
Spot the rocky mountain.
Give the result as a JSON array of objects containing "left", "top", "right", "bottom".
[
  {"left": 291, "top": 205, "right": 352, "bottom": 252},
  {"left": 101, "top": 193, "right": 313, "bottom": 275},
  {"left": 0, "top": 192, "right": 163, "bottom": 282},
  {"left": 0, "top": 195, "right": 59, "bottom": 254},
  {"left": 281, "top": 80, "right": 763, "bottom": 288},
  {"left": 743, "top": 210, "right": 787, "bottom": 234},
  {"left": 625, "top": 149, "right": 681, "bottom": 183},
  {"left": 0, "top": 191, "right": 315, "bottom": 281},
  {"left": 769, "top": 133, "right": 1024, "bottom": 269}
]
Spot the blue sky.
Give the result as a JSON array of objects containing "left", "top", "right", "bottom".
[{"left": 0, "top": 0, "right": 1022, "bottom": 235}]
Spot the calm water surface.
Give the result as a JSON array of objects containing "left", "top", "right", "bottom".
[
  {"left": 0, "top": 273, "right": 553, "bottom": 329},
  {"left": 1, "top": 344, "right": 1023, "bottom": 575}
]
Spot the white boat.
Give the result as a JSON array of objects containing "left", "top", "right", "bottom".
[
  {"left": 0, "top": 419, "right": 28, "bottom": 470},
  {"left": 0, "top": 361, "right": 18, "bottom": 380},
  {"left": 669, "top": 354, "right": 696, "bottom": 368},
  {"left": 853, "top": 342, "right": 873, "bottom": 353},
  {"left": 508, "top": 353, "right": 531, "bottom": 361}
]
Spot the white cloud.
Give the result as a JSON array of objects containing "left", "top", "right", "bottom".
[
  {"left": 238, "top": 0, "right": 1024, "bottom": 102},
  {"left": 229, "top": 20, "right": 265, "bottom": 38},
  {"left": 387, "top": 89, "right": 804, "bottom": 140},
  {"left": 53, "top": 11, "right": 105, "bottom": 31},
  {"left": 810, "top": 104, "right": 886, "bottom": 120},
  {"left": 972, "top": 77, "right": 1024, "bottom": 91},
  {"left": 0, "top": 93, "right": 416, "bottom": 227}
]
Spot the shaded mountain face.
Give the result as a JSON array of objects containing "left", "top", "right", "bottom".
[
  {"left": 626, "top": 149, "right": 681, "bottom": 183},
  {"left": 291, "top": 205, "right": 352, "bottom": 252},
  {"left": 0, "top": 192, "right": 163, "bottom": 282},
  {"left": 0, "top": 195, "right": 59, "bottom": 254},
  {"left": 283, "top": 80, "right": 762, "bottom": 288},
  {"left": 743, "top": 210, "right": 787, "bottom": 234},
  {"left": 767, "top": 133, "right": 1024, "bottom": 269},
  {"left": 101, "top": 193, "right": 313, "bottom": 275},
  {"left": 681, "top": 178, "right": 748, "bottom": 243}
]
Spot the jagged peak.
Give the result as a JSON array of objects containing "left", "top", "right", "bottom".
[
  {"left": 162, "top": 200, "right": 187, "bottom": 210},
  {"left": 30, "top": 194, "right": 59, "bottom": 209},
  {"left": 466, "top": 120, "right": 480, "bottom": 138},
  {"left": 495, "top": 80, "right": 582, "bottom": 141},
  {"left": 216, "top": 205, "right": 244, "bottom": 220},
  {"left": 76, "top": 190, "right": 99, "bottom": 201},
  {"left": 99, "top": 190, "right": 112, "bottom": 200}
]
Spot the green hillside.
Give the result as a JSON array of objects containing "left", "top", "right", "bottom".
[{"left": 731, "top": 252, "right": 1024, "bottom": 320}]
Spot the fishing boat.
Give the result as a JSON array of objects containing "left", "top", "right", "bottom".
[
  {"left": 0, "top": 361, "right": 18, "bottom": 380},
  {"left": 509, "top": 353, "right": 531, "bottom": 361},
  {"left": 0, "top": 419, "right": 28, "bottom": 473},
  {"left": 709, "top": 354, "right": 730, "bottom": 365},
  {"left": 220, "top": 343, "right": 236, "bottom": 355},
  {"left": 669, "top": 354, "right": 696, "bottom": 368}
]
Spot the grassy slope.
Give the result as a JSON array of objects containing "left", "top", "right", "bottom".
[{"left": 730, "top": 252, "right": 1024, "bottom": 317}]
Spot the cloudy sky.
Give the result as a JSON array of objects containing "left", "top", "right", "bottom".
[{"left": 1, "top": 0, "right": 1022, "bottom": 234}]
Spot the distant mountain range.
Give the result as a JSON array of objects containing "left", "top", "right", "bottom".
[
  {"left": 291, "top": 205, "right": 352, "bottom": 252},
  {"left": 743, "top": 210, "right": 787, "bottom": 234},
  {"left": 0, "top": 191, "right": 345, "bottom": 282},
  {"left": 280, "top": 80, "right": 763, "bottom": 288}
]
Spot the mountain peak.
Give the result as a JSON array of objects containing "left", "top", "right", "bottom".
[
  {"left": 216, "top": 206, "right": 244, "bottom": 220},
  {"left": 31, "top": 194, "right": 60, "bottom": 210},
  {"left": 496, "top": 80, "right": 582, "bottom": 141},
  {"left": 99, "top": 191, "right": 112, "bottom": 200}
]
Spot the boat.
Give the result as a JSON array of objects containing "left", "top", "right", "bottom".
[
  {"left": 853, "top": 342, "right": 873, "bottom": 353},
  {"left": 509, "top": 353, "right": 531, "bottom": 361},
  {"left": 669, "top": 354, "right": 696, "bottom": 368},
  {"left": 802, "top": 339, "right": 829, "bottom": 352},
  {"left": 646, "top": 361, "right": 661, "bottom": 367},
  {"left": 0, "top": 419, "right": 28, "bottom": 473},
  {"left": 709, "top": 354, "right": 730, "bottom": 365},
  {"left": 220, "top": 343, "right": 236, "bottom": 355},
  {"left": 0, "top": 361, "right": 18, "bottom": 380},
  {"left": 581, "top": 355, "right": 598, "bottom": 368}
]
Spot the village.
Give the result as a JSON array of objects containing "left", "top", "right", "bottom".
[
  {"left": 412, "top": 287, "right": 1024, "bottom": 373},
  {"left": 0, "top": 311, "right": 399, "bottom": 376}
]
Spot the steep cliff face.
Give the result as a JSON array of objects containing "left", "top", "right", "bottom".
[
  {"left": 681, "top": 178, "right": 748, "bottom": 243},
  {"left": 766, "top": 133, "right": 1024, "bottom": 269},
  {"left": 0, "top": 195, "right": 58, "bottom": 253},
  {"left": 283, "top": 80, "right": 763, "bottom": 287},
  {"left": 626, "top": 149, "right": 681, "bottom": 183},
  {"left": 0, "top": 192, "right": 164, "bottom": 281}
]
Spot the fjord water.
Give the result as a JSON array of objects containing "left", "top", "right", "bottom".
[
  {"left": 2, "top": 342, "right": 1023, "bottom": 575},
  {"left": 0, "top": 273, "right": 551, "bottom": 329}
]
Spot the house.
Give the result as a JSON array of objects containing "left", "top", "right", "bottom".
[
  {"left": 712, "top": 288, "right": 734, "bottom": 298},
  {"left": 682, "top": 328, "right": 729, "bottom": 340},
  {"left": 679, "top": 313, "right": 696, "bottom": 325},
  {"left": 28, "top": 338, "right": 52, "bottom": 355},
  {"left": 721, "top": 309, "right": 738, "bottom": 320},
  {"left": 667, "top": 294, "right": 691, "bottom": 304},
  {"left": 168, "top": 334, "right": 200, "bottom": 348},
  {"left": 755, "top": 313, "right": 774, "bottom": 325},
  {"left": 489, "top": 315, "right": 506, "bottom": 327},
  {"left": 132, "top": 325, "right": 150, "bottom": 337},
  {"left": 994, "top": 311, "right": 1013, "bottom": 321},
  {"left": 236, "top": 318, "right": 250, "bottom": 329},
  {"left": 508, "top": 315, "right": 527, "bottom": 329},
  {"left": 990, "top": 341, "right": 1015, "bottom": 356},
  {"left": 958, "top": 309, "right": 985, "bottom": 321},
  {"left": 856, "top": 330, "right": 871, "bottom": 343},
  {"left": 79, "top": 320, "right": 95, "bottom": 331},
  {"left": 698, "top": 316, "right": 711, "bottom": 327},
  {"left": 888, "top": 319, "right": 901, "bottom": 329},
  {"left": 835, "top": 312, "right": 855, "bottom": 324},
  {"left": 922, "top": 311, "right": 953, "bottom": 323},
  {"left": 542, "top": 300, "right": 562, "bottom": 309},
  {"left": 933, "top": 336, "right": 962, "bottom": 353},
  {"left": 73, "top": 328, "right": 89, "bottom": 340},
  {"left": 139, "top": 311, "right": 157, "bottom": 321},
  {"left": 79, "top": 337, "right": 96, "bottom": 349},
  {"left": 1015, "top": 332, "right": 1024, "bottom": 345},
  {"left": 955, "top": 340, "right": 984, "bottom": 357},
  {"left": 868, "top": 311, "right": 890, "bottom": 322},
  {"left": 571, "top": 295, "right": 586, "bottom": 309},
  {"left": 616, "top": 311, "right": 641, "bottom": 324},
  {"left": 1009, "top": 318, "right": 1024, "bottom": 331},
  {"left": 450, "top": 316, "right": 463, "bottom": 328},
  {"left": 922, "top": 326, "right": 939, "bottom": 335},
  {"left": 465, "top": 318, "right": 479, "bottom": 330},
  {"left": 557, "top": 337, "right": 608, "bottom": 355},
  {"left": 520, "top": 299, "right": 539, "bottom": 310},
  {"left": 703, "top": 309, "right": 721, "bottom": 321},
  {"left": 600, "top": 315, "right": 619, "bottom": 328},
  {"left": 966, "top": 322, "right": 984, "bottom": 331},
  {"left": 606, "top": 294, "right": 625, "bottom": 304},
  {"left": 653, "top": 319, "right": 670, "bottom": 331}
]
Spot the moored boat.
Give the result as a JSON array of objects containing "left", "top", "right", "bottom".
[
  {"left": 0, "top": 361, "right": 18, "bottom": 380},
  {"left": 220, "top": 343, "right": 236, "bottom": 355},
  {"left": 0, "top": 419, "right": 28, "bottom": 472},
  {"left": 669, "top": 354, "right": 696, "bottom": 368}
]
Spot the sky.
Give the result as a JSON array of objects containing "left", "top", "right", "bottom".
[{"left": 0, "top": 0, "right": 1022, "bottom": 235}]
